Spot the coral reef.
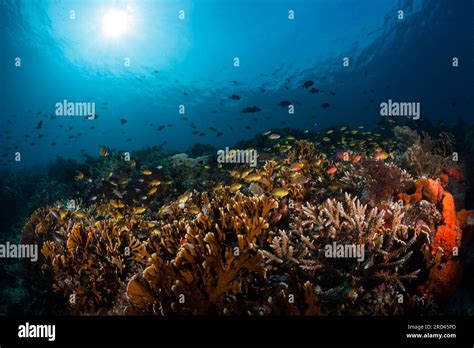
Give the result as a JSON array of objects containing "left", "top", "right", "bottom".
[
  {"left": 394, "top": 126, "right": 456, "bottom": 179},
  {"left": 17, "top": 125, "right": 473, "bottom": 315}
]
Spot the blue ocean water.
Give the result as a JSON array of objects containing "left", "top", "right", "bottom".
[{"left": 1, "top": 0, "right": 473, "bottom": 168}]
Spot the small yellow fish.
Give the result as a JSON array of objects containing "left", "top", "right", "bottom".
[
  {"left": 351, "top": 130, "right": 359, "bottom": 135},
  {"left": 245, "top": 174, "right": 262, "bottom": 182},
  {"left": 114, "top": 211, "right": 124, "bottom": 219},
  {"left": 268, "top": 133, "right": 281, "bottom": 140},
  {"left": 291, "top": 174, "right": 310, "bottom": 185},
  {"left": 340, "top": 126, "right": 347, "bottom": 131},
  {"left": 240, "top": 169, "right": 254, "bottom": 179},
  {"left": 110, "top": 200, "right": 125, "bottom": 209},
  {"left": 99, "top": 147, "right": 109, "bottom": 157},
  {"left": 178, "top": 192, "right": 190, "bottom": 204},
  {"left": 326, "top": 129, "right": 334, "bottom": 134},
  {"left": 119, "top": 179, "right": 129, "bottom": 186},
  {"left": 151, "top": 229, "right": 162, "bottom": 236},
  {"left": 142, "top": 169, "right": 153, "bottom": 176},
  {"left": 150, "top": 180, "right": 162, "bottom": 187},
  {"left": 73, "top": 211, "right": 87, "bottom": 218},
  {"left": 328, "top": 183, "right": 342, "bottom": 192},
  {"left": 230, "top": 183, "right": 242, "bottom": 192},
  {"left": 148, "top": 187, "right": 158, "bottom": 195},
  {"left": 132, "top": 207, "right": 146, "bottom": 214},
  {"left": 322, "top": 137, "right": 331, "bottom": 142},
  {"left": 74, "top": 172, "right": 84, "bottom": 181},
  {"left": 272, "top": 188, "right": 289, "bottom": 198},
  {"left": 189, "top": 206, "right": 200, "bottom": 215}
]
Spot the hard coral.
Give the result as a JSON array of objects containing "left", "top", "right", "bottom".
[
  {"left": 21, "top": 203, "right": 153, "bottom": 314},
  {"left": 126, "top": 192, "right": 278, "bottom": 315},
  {"left": 282, "top": 193, "right": 425, "bottom": 315}
]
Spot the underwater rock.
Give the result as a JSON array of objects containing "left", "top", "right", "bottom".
[{"left": 169, "top": 153, "right": 211, "bottom": 168}]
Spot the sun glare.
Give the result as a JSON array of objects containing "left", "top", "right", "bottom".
[{"left": 102, "top": 8, "right": 132, "bottom": 39}]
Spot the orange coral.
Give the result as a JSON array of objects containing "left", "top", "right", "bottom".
[
  {"left": 457, "top": 209, "right": 474, "bottom": 229},
  {"left": 447, "top": 167, "right": 462, "bottom": 183},
  {"left": 429, "top": 259, "right": 462, "bottom": 301},
  {"left": 433, "top": 192, "right": 458, "bottom": 258},
  {"left": 399, "top": 178, "right": 444, "bottom": 205}
]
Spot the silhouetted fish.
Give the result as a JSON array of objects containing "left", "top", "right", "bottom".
[
  {"left": 330, "top": 91, "right": 336, "bottom": 96},
  {"left": 158, "top": 125, "right": 166, "bottom": 131},
  {"left": 245, "top": 125, "right": 251, "bottom": 130},
  {"left": 216, "top": 132, "right": 223, "bottom": 136},
  {"left": 35, "top": 120, "right": 43, "bottom": 129},
  {"left": 192, "top": 130, "right": 199, "bottom": 135},
  {"left": 120, "top": 118, "right": 127, "bottom": 124},
  {"left": 51, "top": 142, "right": 56, "bottom": 146},
  {"left": 303, "top": 80, "right": 314, "bottom": 88},
  {"left": 321, "top": 103, "right": 330, "bottom": 109},
  {"left": 279, "top": 101, "right": 291, "bottom": 107},
  {"left": 242, "top": 106, "right": 261, "bottom": 113},
  {"left": 230, "top": 94, "right": 241, "bottom": 100},
  {"left": 310, "top": 88, "right": 320, "bottom": 94}
]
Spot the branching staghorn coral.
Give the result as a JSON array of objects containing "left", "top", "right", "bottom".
[{"left": 272, "top": 193, "right": 426, "bottom": 314}]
